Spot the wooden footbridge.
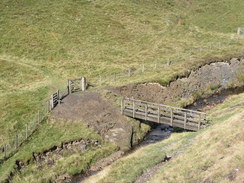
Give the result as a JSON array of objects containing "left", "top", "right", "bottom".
[{"left": 121, "top": 98, "right": 207, "bottom": 131}]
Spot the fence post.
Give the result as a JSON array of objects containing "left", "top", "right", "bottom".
[
  {"left": 128, "top": 68, "right": 131, "bottom": 77},
  {"left": 81, "top": 77, "right": 86, "bottom": 91},
  {"left": 167, "top": 59, "right": 171, "bottom": 66},
  {"left": 15, "top": 135, "right": 18, "bottom": 149},
  {"left": 121, "top": 98, "right": 124, "bottom": 115},
  {"left": 237, "top": 27, "right": 241, "bottom": 35},
  {"left": 37, "top": 110, "right": 40, "bottom": 123},
  {"left": 25, "top": 124, "right": 28, "bottom": 139},
  {"left": 141, "top": 64, "right": 145, "bottom": 72},
  {"left": 133, "top": 100, "right": 135, "bottom": 118},
  {"left": 198, "top": 114, "right": 201, "bottom": 130},
  {"left": 57, "top": 90, "right": 61, "bottom": 104},
  {"left": 154, "top": 63, "right": 157, "bottom": 70},
  {"left": 4, "top": 144, "right": 7, "bottom": 158},
  {"left": 68, "top": 80, "right": 72, "bottom": 94},
  {"left": 50, "top": 94, "right": 54, "bottom": 110},
  {"left": 114, "top": 73, "right": 117, "bottom": 81},
  {"left": 99, "top": 75, "right": 102, "bottom": 86}
]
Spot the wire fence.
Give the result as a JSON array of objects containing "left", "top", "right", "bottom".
[
  {"left": 0, "top": 39, "right": 243, "bottom": 162},
  {"left": 0, "top": 102, "right": 49, "bottom": 162},
  {"left": 0, "top": 77, "right": 86, "bottom": 163},
  {"left": 94, "top": 40, "right": 244, "bottom": 87}
]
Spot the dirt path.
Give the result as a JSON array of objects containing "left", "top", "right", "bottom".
[{"left": 52, "top": 92, "right": 137, "bottom": 150}]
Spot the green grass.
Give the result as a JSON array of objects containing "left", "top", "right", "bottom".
[
  {"left": 1, "top": 0, "right": 244, "bottom": 145},
  {"left": 1, "top": 0, "right": 244, "bottom": 181},
  {"left": 83, "top": 93, "right": 244, "bottom": 183},
  {"left": 150, "top": 93, "right": 244, "bottom": 183},
  {"left": 0, "top": 117, "right": 116, "bottom": 183}
]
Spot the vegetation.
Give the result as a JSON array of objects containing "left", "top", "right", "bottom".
[
  {"left": 83, "top": 92, "right": 244, "bottom": 183},
  {"left": 1, "top": 0, "right": 244, "bottom": 146},
  {"left": 0, "top": 117, "right": 116, "bottom": 182},
  {"left": 150, "top": 93, "right": 244, "bottom": 183},
  {"left": 1, "top": 0, "right": 244, "bottom": 182}
]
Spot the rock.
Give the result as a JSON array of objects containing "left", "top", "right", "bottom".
[{"left": 80, "top": 144, "right": 87, "bottom": 152}]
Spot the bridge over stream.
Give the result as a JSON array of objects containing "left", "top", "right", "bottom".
[{"left": 121, "top": 98, "right": 207, "bottom": 131}]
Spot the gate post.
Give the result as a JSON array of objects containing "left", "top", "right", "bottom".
[
  {"left": 81, "top": 77, "right": 86, "bottom": 91},
  {"left": 68, "top": 80, "right": 72, "bottom": 94}
]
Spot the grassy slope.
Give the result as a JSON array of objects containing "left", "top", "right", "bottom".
[
  {"left": 150, "top": 93, "right": 244, "bottom": 183},
  {"left": 0, "top": 0, "right": 244, "bottom": 181},
  {"left": 0, "top": 117, "right": 116, "bottom": 182},
  {"left": 1, "top": 0, "right": 244, "bottom": 145},
  {"left": 82, "top": 93, "right": 244, "bottom": 183}
]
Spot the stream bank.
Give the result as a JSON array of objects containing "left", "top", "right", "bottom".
[{"left": 71, "top": 58, "right": 244, "bottom": 183}]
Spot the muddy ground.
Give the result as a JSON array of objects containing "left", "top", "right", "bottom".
[
  {"left": 111, "top": 58, "right": 244, "bottom": 107},
  {"left": 52, "top": 92, "right": 149, "bottom": 150}
]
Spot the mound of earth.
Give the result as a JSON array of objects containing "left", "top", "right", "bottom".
[
  {"left": 112, "top": 58, "right": 244, "bottom": 106},
  {"left": 52, "top": 92, "right": 149, "bottom": 150}
]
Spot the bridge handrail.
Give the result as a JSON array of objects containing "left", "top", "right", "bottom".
[{"left": 123, "top": 97, "right": 207, "bottom": 117}]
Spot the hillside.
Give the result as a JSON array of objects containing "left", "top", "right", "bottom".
[
  {"left": 82, "top": 92, "right": 244, "bottom": 183},
  {"left": 0, "top": 0, "right": 244, "bottom": 182},
  {"left": 1, "top": 0, "right": 244, "bottom": 145}
]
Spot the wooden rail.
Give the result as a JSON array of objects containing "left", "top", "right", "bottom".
[{"left": 121, "top": 98, "right": 207, "bottom": 131}]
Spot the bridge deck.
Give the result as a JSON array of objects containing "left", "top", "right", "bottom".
[{"left": 121, "top": 98, "right": 207, "bottom": 131}]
